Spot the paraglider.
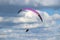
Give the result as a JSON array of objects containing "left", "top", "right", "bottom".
[{"left": 18, "top": 8, "right": 43, "bottom": 32}]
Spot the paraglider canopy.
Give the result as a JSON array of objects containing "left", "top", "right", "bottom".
[{"left": 18, "top": 8, "right": 43, "bottom": 22}]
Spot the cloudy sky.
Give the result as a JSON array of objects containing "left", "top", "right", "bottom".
[{"left": 0, "top": 0, "right": 60, "bottom": 40}]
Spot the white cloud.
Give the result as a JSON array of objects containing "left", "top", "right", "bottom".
[
  {"left": 52, "top": 14, "right": 60, "bottom": 20},
  {"left": 0, "top": 10, "right": 60, "bottom": 29},
  {"left": 0, "top": 17, "right": 3, "bottom": 22},
  {"left": 43, "top": 12, "right": 56, "bottom": 27},
  {"left": 36, "top": 10, "right": 57, "bottom": 27},
  {"left": 0, "top": 0, "right": 60, "bottom": 7},
  {"left": 25, "top": 0, "right": 30, "bottom": 5},
  {"left": 39, "top": 0, "right": 60, "bottom": 6},
  {"left": 47, "top": 37, "right": 56, "bottom": 40}
]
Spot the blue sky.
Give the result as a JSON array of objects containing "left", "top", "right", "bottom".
[{"left": 0, "top": 0, "right": 60, "bottom": 40}]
